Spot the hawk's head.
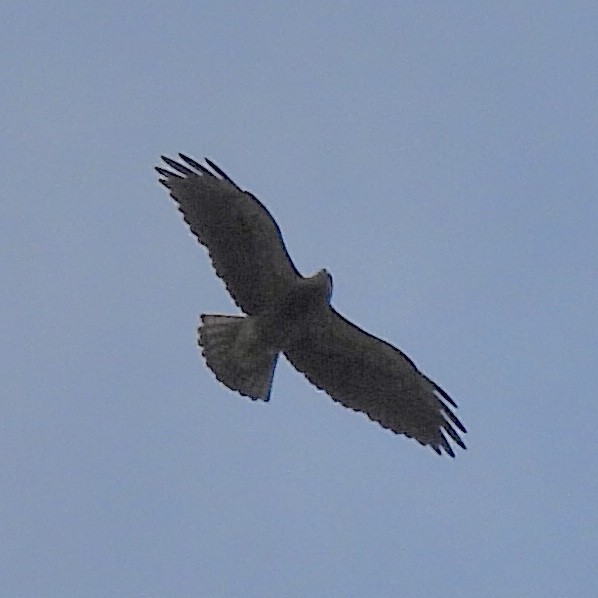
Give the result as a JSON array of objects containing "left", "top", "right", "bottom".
[{"left": 313, "top": 268, "right": 333, "bottom": 304}]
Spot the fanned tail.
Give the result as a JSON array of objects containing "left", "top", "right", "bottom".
[{"left": 198, "top": 314, "right": 278, "bottom": 401}]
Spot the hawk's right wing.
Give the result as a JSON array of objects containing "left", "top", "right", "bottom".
[{"left": 156, "top": 155, "right": 302, "bottom": 315}]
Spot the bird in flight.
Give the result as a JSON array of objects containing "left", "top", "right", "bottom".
[{"left": 156, "top": 154, "right": 467, "bottom": 456}]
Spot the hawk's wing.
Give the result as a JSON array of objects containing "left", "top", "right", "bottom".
[
  {"left": 284, "top": 308, "right": 467, "bottom": 456},
  {"left": 156, "top": 155, "right": 301, "bottom": 315}
]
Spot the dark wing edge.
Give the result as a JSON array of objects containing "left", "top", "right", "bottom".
[
  {"left": 157, "top": 154, "right": 243, "bottom": 191},
  {"left": 155, "top": 154, "right": 302, "bottom": 315},
  {"left": 285, "top": 308, "right": 467, "bottom": 457}
]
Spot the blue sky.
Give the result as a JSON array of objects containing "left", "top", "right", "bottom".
[{"left": 2, "top": 2, "right": 597, "bottom": 596}]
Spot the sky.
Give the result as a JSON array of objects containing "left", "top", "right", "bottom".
[{"left": 2, "top": 2, "right": 597, "bottom": 596}]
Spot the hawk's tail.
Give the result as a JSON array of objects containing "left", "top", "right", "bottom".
[{"left": 198, "top": 314, "right": 278, "bottom": 401}]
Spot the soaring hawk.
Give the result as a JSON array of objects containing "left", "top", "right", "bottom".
[{"left": 156, "top": 155, "right": 466, "bottom": 456}]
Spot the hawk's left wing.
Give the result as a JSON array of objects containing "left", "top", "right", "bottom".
[{"left": 284, "top": 307, "right": 467, "bottom": 456}]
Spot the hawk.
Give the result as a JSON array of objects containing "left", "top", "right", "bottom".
[{"left": 156, "top": 154, "right": 467, "bottom": 456}]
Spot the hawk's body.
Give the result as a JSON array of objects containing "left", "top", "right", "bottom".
[{"left": 156, "top": 155, "right": 467, "bottom": 456}]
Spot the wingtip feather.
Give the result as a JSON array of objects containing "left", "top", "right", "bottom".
[
  {"left": 204, "top": 158, "right": 240, "bottom": 189},
  {"left": 444, "top": 408, "right": 467, "bottom": 434},
  {"left": 161, "top": 155, "right": 194, "bottom": 176},
  {"left": 155, "top": 166, "right": 183, "bottom": 179},
  {"left": 435, "top": 383, "right": 458, "bottom": 408},
  {"left": 439, "top": 432, "right": 456, "bottom": 457},
  {"left": 442, "top": 421, "right": 467, "bottom": 451},
  {"left": 179, "top": 153, "right": 213, "bottom": 176}
]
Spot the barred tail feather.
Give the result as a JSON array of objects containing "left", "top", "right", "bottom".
[{"left": 198, "top": 314, "right": 278, "bottom": 401}]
